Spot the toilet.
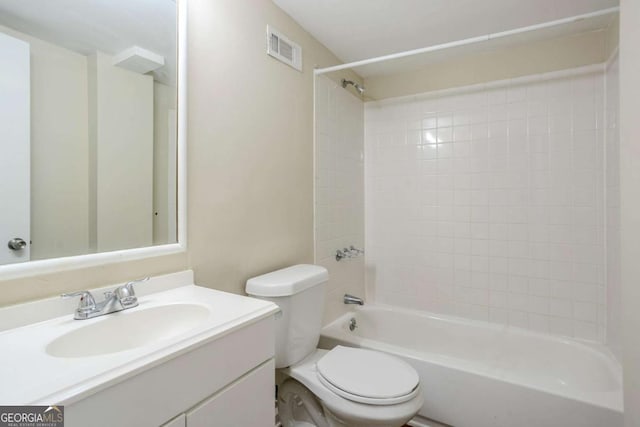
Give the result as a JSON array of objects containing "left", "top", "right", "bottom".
[{"left": 246, "top": 264, "right": 423, "bottom": 427}]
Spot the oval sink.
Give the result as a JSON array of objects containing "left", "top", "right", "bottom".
[{"left": 46, "top": 304, "right": 210, "bottom": 358}]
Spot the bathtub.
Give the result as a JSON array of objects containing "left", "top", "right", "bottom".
[{"left": 319, "top": 305, "right": 623, "bottom": 427}]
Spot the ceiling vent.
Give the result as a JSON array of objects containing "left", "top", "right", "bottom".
[
  {"left": 266, "top": 26, "right": 302, "bottom": 72},
  {"left": 112, "top": 46, "right": 165, "bottom": 74}
]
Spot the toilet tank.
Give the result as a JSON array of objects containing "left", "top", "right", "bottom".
[{"left": 246, "top": 265, "right": 328, "bottom": 368}]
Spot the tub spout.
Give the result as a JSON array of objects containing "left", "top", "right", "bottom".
[{"left": 344, "top": 294, "right": 364, "bottom": 305}]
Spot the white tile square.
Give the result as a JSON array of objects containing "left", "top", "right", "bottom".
[
  {"left": 508, "top": 310, "right": 529, "bottom": 328},
  {"left": 490, "top": 273, "right": 509, "bottom": 291},
  {"left": 487, "top": 88, "right": 507, "bottom": 105},
  {"left": 489, "top": 122, "right": 508, "bottom": 139},
  {"left": 574, "top": 301, "right": 598, "bottom": 322},
  {"left": 528, "top": 296, "right": 550, "bottom": 314},
  {"left": 508, "top": 275, "right": 529, "bottom": 293},
  {"left": 573, "top": 320, "right": 599, "bottom": 341},
  {"left": 453, "top": 126, "right": 472, "bottom": 142},
  {"left": 507, "top": 85, "right": 527, "bottom": 103},
  {"left": 437, "top": 113, "right": 453, "bottom": 128},
  {"left": 529, "top": 314, "right": 550, "bottom": 333},
  {"left": 489, "top": 308, "right": 509, "bottom": 324},
  {"left": 508, "top": 102, "right": 527, "bottom": 120},
  {"left": 490, "top": 291, "right": 508, "bottom": 308},
  {"left": 490, "top": 257, "right": 509, "bottom": 274},
  {"left": 529, "top": 278, "right": 550, "bottom": 296},
  {"left": 549, "top": 298, "right": 573, "bottom": 318},
  {"left": 549, "top": 316, "right": 574, "bottom": 337},
  {"left": 509, "top": 293, "right": 529, "bottom": 310}
]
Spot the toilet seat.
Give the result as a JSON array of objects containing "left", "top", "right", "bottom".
[
  {"left": 316, "top": 346, "right": 420, "bottom": 405},
  {"left": 283, "top": 348, "right": 423, "bottom": 427}
]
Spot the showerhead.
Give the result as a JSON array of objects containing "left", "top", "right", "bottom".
[{"left": 341, "top": 79, "right": 365, "bottom": 95}]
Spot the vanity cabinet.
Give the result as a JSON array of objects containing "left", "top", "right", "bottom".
[
  {"left": 66, "top": 315, "right": 275, "bottom": 427},
  {"left": 186, "top": 360, "right": 274, "bottom": 426},
  {"left": 160, "top": 360, "right": 274, "bottom": 427}
]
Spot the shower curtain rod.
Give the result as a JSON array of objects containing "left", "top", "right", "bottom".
[{"left": 314, "top": 7, "right": 619, "bottom": 75}]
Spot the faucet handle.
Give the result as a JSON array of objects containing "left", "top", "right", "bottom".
[
  {"left": 124, "top": 277, "right": 149, "bottom": 289},
  {"left": 116, "top": 277, "right": 147, "bottom": 308},
  {"left": 61, "top": 291, "right": 96, "bottom": 314}
]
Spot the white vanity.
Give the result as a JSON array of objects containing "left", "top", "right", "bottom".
[{"left": 0, "top": 271, "right": 279, "bottom": 427}]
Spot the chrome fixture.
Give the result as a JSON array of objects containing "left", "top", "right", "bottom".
[
  {"left": 344, "top": 294, "right": 364, "bottom": 306},
  {"left": 62, "top": 277, "right": 148, "bottom": 320},
  {"left": 348, "top": 317, "right": 357, "bottom": 331},
  {"left": 335, "top": 245, "right": 364, "bottom": 261},
  {"left": 341, "top": 79, "right": 365, "bottom": 95},
  {"left": 7, "top": 238, "right": 27, "bottom": 251}
]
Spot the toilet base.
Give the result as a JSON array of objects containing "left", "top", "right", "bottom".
[
  {"left": 278, "top": 379, "right": 417, "bottom": 427},
  {"left": 279, "top": 379, "right": 329, "bottom": 427}
]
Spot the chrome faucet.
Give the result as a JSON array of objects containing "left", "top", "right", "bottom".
[
  {"left": 62, "top": 277, "right": 148, "bottom": 320},
  {"left": 343, "top": 294, "right": 364, "bottom": 305}
]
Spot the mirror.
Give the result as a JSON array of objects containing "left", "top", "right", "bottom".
[{"left": 0, "top": 0, "right": 180, "bottom": 269}]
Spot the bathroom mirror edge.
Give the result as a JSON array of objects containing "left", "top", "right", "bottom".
[{"left": 0, "top": 0, "right": 188, "bottom": 282}]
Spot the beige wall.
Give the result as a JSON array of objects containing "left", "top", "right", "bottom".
[
  {"left": 605, "top": 15, "right": 619, "bottom": 59},
  {"left": 0, "top": 25, "right": 90, "bottom": 261},
  {"left": 619, "top": 1, "right": 640, "bottom": 425},
  {"left": 186, "top": 0, "right": 360, "bottom": 294},
  {"left": 364, "top": 30, "right": 608, "bottom": 100},
  {"left": 0, "top": 0, "right": 352, "bottom": 306}
]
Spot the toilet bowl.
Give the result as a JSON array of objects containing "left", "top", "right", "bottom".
[
  {"left": 246, "top": 265, "right": 422, "bottom": 427},
  {"left": 280, "top": 348, "right": 423, "bottom": 427}
]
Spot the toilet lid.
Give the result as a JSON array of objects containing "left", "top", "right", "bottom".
[{"left": 316, "top": 346, "right": 420, "bottom": 405}]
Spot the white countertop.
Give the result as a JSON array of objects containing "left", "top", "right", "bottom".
[{"left": 0, "top": 271, "right": 278, "bottom": 405}]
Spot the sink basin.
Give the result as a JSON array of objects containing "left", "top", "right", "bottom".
[{"left": 46, "top": 304, "right": 210, "bottom": 358}]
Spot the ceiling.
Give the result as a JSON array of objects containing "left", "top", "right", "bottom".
[
  {"left": 0, "top": 0, "right": 176, "bottom": 85},
  {"left": 273, "top": 0, "right": 618, "bottom": 65}
]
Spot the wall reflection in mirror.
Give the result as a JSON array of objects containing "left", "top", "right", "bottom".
[{"left": 0, "top": 0, "right": 178, "bottom": 266}]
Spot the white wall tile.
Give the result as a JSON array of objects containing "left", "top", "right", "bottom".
[
  {"left": 315, "top": 75, "right": 365, "bottom": 324},
  {"left": 365, "top": 66, "right": 607, "bottom": 342},
  {"left": 605, "top": 54, "right": 621, "bottom": 358}
]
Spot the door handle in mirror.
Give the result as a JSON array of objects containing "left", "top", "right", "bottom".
[{"left": 7, "top": 238, "right": 27, "bottom": 251}]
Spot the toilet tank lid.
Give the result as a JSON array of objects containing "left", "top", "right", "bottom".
[{"left": 246, "top": 264, "right": 328, "bottom": 297}]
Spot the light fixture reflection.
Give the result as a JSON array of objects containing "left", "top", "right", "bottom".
[{"left": 423, "top": 130, "right": 441, "bottom": 147}]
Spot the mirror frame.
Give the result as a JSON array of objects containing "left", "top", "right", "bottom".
[{"left": 0, "top": 0, "right": 188, "bottom": 280}]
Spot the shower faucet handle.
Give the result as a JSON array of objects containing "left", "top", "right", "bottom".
[
  {"left": 336, "top": 246, "right": 365, "bottom": 261},
  {"left": 349, "top": 245, "right": 364, "bottom": 255}
]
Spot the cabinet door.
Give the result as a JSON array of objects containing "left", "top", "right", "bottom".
[{"left": 187, "top": 360, "right": 274, "bottom": 427}]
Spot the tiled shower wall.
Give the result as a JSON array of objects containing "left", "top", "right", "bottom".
[
  {"left": 315, "top": 75, "right": 365, "bottom": 324},
  {"left": 365, "top": 66, "right": 608, "bottom": 341},
  {"left": 605, "top": 52, "right": 621, "bottom": 357}
]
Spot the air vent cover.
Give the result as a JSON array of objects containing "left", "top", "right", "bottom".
[{"left": 266, "top": 26, "right": 302, "bottom": 72}]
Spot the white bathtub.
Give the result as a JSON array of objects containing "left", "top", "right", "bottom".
[{"left": 319, "top": 305, "right": 623, "bottom": 427}]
